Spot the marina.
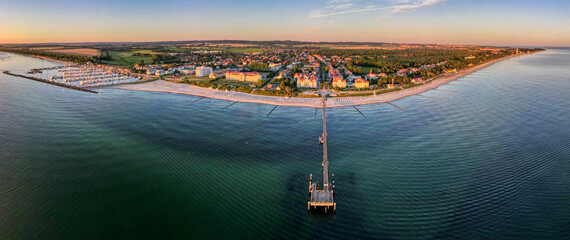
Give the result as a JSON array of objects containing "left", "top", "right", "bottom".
[
  {"left": 27, "top": 65, "right": 144, "bottom": 88},
  {"left": 3, "top": 71, "right": 98, "bottom": 94}
]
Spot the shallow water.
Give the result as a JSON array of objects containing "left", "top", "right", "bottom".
[{"left": 1, "top": 50, "right": 569, "bottom": 239}]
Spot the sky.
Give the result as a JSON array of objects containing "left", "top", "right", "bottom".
[{"left": 1, "top": 0, "right": 569, "bottom": 47}]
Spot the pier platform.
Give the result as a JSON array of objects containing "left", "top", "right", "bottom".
[{"left": 308, "top": 174, "right": 336, "bottom": 213}]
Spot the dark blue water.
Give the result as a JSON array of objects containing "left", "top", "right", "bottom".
[{"left": 1, "top": 50, "right": 569, "bottom": 239}]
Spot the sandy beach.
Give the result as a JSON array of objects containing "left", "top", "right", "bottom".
[{"left": 115, "top": 53, "right": 528, "bottom": 108}]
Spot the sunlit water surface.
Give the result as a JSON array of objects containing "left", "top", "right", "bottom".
[{"left": 1, "top": 50, "right": 569, "bottom": 239}]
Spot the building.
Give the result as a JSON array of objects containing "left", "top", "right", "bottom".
[
  {"left": 269, "top": 63, "right": 282, "bottom": 71},
  {"left": 134, "top": 64, "right": 144, "bottom": 70},
  {"left": 354, "top": 77, "right": 369, "bottom": 89},
  {"left": 180, "top": 69, "right": 194, "bottom": 75},
  {"left": 196, "top": 66, "right": 213, "bottom": 77},
  {"left": 209, "top": 71, "right": 226, "bottom": 79},
  {"left": 411, "top": 77, "right": 423, "bottom": 83},
  {"left": 332, "top": 77, "right": 346, "bottom": 88},
  {"left": 366, "top": 72, "right": 378, "bottom": 80},
  {"left": 155, "top": 69, "right": 166, "bottom": 76},
  {"left": 183, "top": 64, "right": 196, "bottom": 70},
  {"left": 226, "top": 71, "right": 262, "bottom": 82},
  {"left": 276, "top": 69, "right": 289, "bottom": 79},
  {"left": 297, "top": 77, "right": 317, "bottom": 88},
  {"left": 295, "top": 73, "right": 317, "bottom": 88}
]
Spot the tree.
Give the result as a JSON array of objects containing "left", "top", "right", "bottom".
[
  {"left": 257, "top": 79, "right": 263, "bottom": 88},
  {"left": 138, "top": 59, "right": 145, "bottom": 65},
  {"left": 151, "top": 54, "right": 163, "bottom": 64},
  {"left": 248, "top": 62, "right": 269, "bottom": 71},
  {"left": 285, "top": 86, "right": 292, "bottom": 95}
]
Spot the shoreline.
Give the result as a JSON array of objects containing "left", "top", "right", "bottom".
[
  {"left": 1, "top": 51, "right": 76, "bottom": 66},
  {"left": 3, "top": 50, "right": 538, "bottom": 108},
  {"left": 113, "top": 52, "right": 536, "bottom": 108}
]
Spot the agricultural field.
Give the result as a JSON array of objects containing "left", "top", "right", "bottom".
[
  {"left": 131, "top": 50, "right": 162, "bottom": 55},
  {"left": 291, "top": 43, "right": 404, "bottom": 49},
  {"left": 186, "top": 46, "right": 265, "bottom": 53},
  {"left": 164, "top": 46, "right": 186, "bottom": 52},
  {"left": 332, "top": 45, "right": 397, "bottom": 50},
  {"left": 186, "top": 43, "right": 258, "bottom": 47},
  {"left": 30, "top": 47, "right": 66, "bottom": 50},
  {"left": 101, "top": 51, "right": 153, "bottom": 66},
  {"left": 221, "top": 47, "right": 264, "bottom": 53},
  {"left": 44, "top": 48, "right": 101, "bottom": 57}
]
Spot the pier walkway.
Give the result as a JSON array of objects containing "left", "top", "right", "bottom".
[{"left": 308, "top": 67, "right": 336, "bottom": 214}]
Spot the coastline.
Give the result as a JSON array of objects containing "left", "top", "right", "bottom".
[
  {"left": 30, "top": 55, "right": 76, "bottom": 66},
  {"left": 4, "top": 50, "right": 537, "bottom": 108},
  {"left": 0, "top": 51, "right": 75, "bottom": 66},
  {"left": 113, "top": 52, "right": 536, "bottom": 108}
]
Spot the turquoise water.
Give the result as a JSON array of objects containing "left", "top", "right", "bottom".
[{"left": 1, "top": 50, "right": 569, "bottom": 239}]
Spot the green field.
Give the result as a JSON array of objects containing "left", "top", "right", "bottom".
[
  {"left": 211, "top": 79, "right": 252, "bottom": 87},
  {"left": 181, "top": 75, "right": 211, "bottom": 82},
  {"left": 165, "top": 46, "right": 186, "bottom": 52},
  {"left": 132, "top": 50, "right": 162, "bottom": 55},
  {"left": 360, "top": 66, "right": 382, "bottom": 74},
  {"left": 102, "top": 51, "right": 154, "bottom": 66},
  {"left": 181, "top": 75, "right": 253, "bottom": 87}
]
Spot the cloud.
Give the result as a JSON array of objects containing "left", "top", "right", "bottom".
[
  {"left": 309, "top": 0, "right": 447, "bottom": 18},
  {"left": 392, "top": 0, "right": 447, "bottom": 13}
]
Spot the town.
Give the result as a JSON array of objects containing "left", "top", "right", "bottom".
[{"left": 0, "top": 41, "right": 541, "bottom": 98}]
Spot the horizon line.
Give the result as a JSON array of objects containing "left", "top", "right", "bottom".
[{"left": 0, "top": 39, "right": 560, "bottom": 49}]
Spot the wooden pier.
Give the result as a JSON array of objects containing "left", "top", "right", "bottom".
[
  {"left": 308, "top": 68, "right": 336, "bottom": 214},
  {"left": 387, "top": 102, "right": 407, "bottom": 111},
  {"left": 221, "top": 101, "right": 239, "bottom": 109},
  {"left": 3, "top": 71, "right": 98, "bottom": 94}
]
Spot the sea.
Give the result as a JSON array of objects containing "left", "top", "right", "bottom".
[{"left": 0, "top": 49, "right": 569, "bottom": 239}]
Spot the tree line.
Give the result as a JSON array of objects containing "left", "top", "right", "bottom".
[{"left": 0, "top": 48, "right": 98, "bottom": 64}]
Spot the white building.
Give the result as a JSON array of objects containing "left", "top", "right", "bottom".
[
  {"left": 146, "top": 68, "right": 157, "bottom": 75},
  {"left": 183, "top": 64, "right": 196, "bottom": 70},
  {"left": 155, "top": 69, "right": 166, "bottom": 76},
  {"left": 269, "top": 63, "right": 282, "bottom": 71},
  {"left": 196, "top": 66, "right": 213, "bottom": 77}
]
